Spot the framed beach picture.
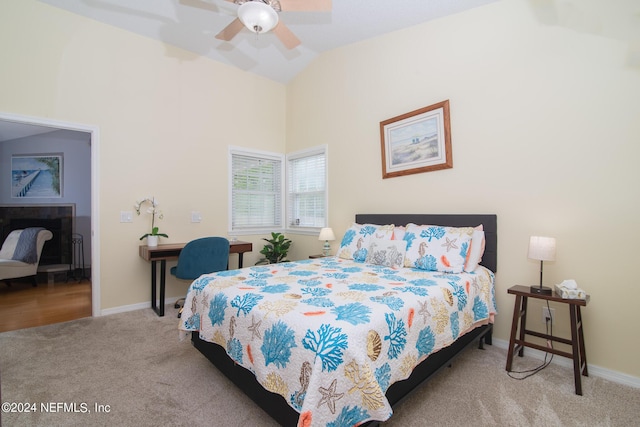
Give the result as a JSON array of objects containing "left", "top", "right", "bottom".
[
  {"left": 11, "top": 154, "right": 63, "bottom": 198},
  {"left": 380, "top": 100, "right": 452, "bottom": 179}
]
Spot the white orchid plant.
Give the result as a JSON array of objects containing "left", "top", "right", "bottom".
[{"left": 135, "top": 196, "right": 168, "bottom": 240}]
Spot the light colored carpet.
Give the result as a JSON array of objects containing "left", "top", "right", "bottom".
[{"left": 1, "top": 307, "right": 638, "bottom": 426}]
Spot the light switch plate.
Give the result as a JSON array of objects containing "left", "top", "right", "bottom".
[
  {"left": 191, "top": 211, "right": 202, "bottom": 223},
  {"left": 120, "top": 211, "right": 133, "bottom": 223}
]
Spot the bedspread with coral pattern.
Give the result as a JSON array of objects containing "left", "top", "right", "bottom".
[{"left": 179, "top": 256, "right": 496, "bottom": 427}]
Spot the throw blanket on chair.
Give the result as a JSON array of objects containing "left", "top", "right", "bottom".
[{"left": 12, "top": 227, "right": 45, "bottom": 264}]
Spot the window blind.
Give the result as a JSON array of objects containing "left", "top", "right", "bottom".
[
  {"left": 287, "top": 150, "right": 326, "bottom": 228},
  {"left": 231, "top": 153, "right": 282, "bottom": 230}
]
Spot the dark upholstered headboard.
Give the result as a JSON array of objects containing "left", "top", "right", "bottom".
[{"left": 355, "top": 214, "right": 497, "bottom": 273}]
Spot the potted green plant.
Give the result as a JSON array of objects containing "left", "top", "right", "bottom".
[
  {"left": 256, "top": 232, "right": 292, "bottom": 265},
  {"left": 135, "top": 196, "right": 168, "bottom": 247}
]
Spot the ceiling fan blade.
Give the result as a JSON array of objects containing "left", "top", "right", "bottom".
[
  {"left": 273, "top": 22, "right": 301, "bottom": 49},
  {"left": 215, "top": 18, "right": 245, "bottom": 41},
  {"left": 279, "top": 0, "right": 331, "bottom": 12},
  {"left": 179, "top": 0, "right": 219, "bottom": 12}
]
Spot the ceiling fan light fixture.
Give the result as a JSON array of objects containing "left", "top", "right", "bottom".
[{"left": 238, "top": 1, "right": 279, "bottom": 34}]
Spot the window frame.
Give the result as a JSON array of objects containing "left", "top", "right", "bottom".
[
  {"left": 285, "top": 145, "right": 328, "bottom": 235},
  {"left": 228, "top": 146, "right": 285, "bottom": 235}
]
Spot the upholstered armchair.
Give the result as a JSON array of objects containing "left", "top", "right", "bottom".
[{"left": 0, "top": 228, "right": 53, "bottom": 287}]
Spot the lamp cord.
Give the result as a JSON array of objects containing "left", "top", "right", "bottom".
[{"left": 507, "top": 300, "right": 554, "bottom": 380}]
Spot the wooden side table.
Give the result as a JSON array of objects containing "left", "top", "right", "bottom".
[{"left": 505, "top": 285, "right": 589, "bottom": 395}]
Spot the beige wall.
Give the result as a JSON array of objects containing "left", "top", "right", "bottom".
[
  {"left": 1, "top": 0, "right": 638, "bottom": 379},
  {"left": 287, "top": 0, "right": 640, "bottom": 379},
  {"left": 0, "top": 1, "right": 286, "bottom": 308}
]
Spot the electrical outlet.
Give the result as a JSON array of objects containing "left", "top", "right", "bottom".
[
  {"left": 542, "top": 307, "right": 555, "bottom": 323},
  {"left": 191, "top": 211, "right": 202, "bottom": 223}
]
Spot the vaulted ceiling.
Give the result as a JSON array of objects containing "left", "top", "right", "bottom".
[{"left": 38, "top": 0, "right": 497, "bottom": 84}]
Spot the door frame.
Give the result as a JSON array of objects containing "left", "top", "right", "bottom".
[{"left": 0, "top": 111, "right": 100, "bottom": 316}]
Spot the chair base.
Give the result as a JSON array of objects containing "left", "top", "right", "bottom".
[{"left": 175, "top": 298, "right": 185, "bottom": 318}]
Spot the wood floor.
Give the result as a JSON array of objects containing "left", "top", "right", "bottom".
[{"left": 0, "top": 277, "right": 92, "bottom": 333}]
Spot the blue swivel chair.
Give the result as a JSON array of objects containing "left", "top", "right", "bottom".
[{"left": 171, "top": 237, "right": 229, "bottom": 318}]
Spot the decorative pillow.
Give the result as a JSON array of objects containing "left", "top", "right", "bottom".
[
  {"left": 337, "top": 223, "right": 394, "bottom": 262},
  {"left": 366, "top": 237, "right": 407, "bottom": 269},
  {"left": 392, "top": 226, "right": 406, "bottom": 241},
  {"left": 403, "top": 223, "right": 474, "bottom": 273},
  {"left": 464, "top": 225, "right": 486, "bottom": 272}
]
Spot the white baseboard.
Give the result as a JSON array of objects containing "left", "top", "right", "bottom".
[
  {"left": 99, "top": 302, "right": 148, "bottom": 316},
  {"left": 99, "top": 298, "right": 181, "bottom": 316},
  {"left": 492, "top": 338, "right": 640, "bottom": 389}
]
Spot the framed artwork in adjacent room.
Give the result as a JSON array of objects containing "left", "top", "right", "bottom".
[
  {"left": 380, "top": 100, "right": 452, "bottom": 179},
  {"left": 11, "top": 154, "right": 63, "bottom": 198}
]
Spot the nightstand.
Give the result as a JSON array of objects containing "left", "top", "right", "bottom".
[
  {"left": 309, "top": 254, "right": 330, "bottom": 259},
  {"left": 506, "top": 285, "right": 590, "bottom": 395}
]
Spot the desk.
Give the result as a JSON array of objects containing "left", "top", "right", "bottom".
[
  {"left": 505, "top": 285, "right": 589, "bottom": 395},
  {"left": 139, "top": 241, "right": 253, "bottom": 316}
]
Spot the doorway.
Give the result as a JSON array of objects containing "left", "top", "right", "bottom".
[
  {"left": 0, "top": 112, "right": 100, "bottom": 329},
  {"left": 0, "top": 279, "right": 91, "bottom": 332}
]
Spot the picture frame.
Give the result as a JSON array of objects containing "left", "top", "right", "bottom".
[
  {"left": 380, "top": 100, "right": 452, "bottom": 179},
  {"left": 11, "top": 154, "right": 63, "bottom": 198}
]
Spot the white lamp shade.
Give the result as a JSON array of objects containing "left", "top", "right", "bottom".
[
  {"left": 318, "top": 227, "right": 335, "bottom": 241},
  {"left": 528, "top": 236, "right": 556, "bottom": 261},
  {"left": 238, "top": 1, "right": 279, "bottom": 34}
]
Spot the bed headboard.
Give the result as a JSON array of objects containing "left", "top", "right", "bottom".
[{"left": 355, "top": 214, "right": 497, "bottom": 273}]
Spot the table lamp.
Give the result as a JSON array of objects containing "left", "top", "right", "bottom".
[
  {"left": 318, "top": 227, "right": 335, "bottom": 257},
  {"left": 528, "top": 236, "right": 556, "bottom": 295}
]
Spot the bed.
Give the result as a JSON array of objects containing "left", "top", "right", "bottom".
[{"left": 179, "top": 214, "right": 497, "bottom": 426}]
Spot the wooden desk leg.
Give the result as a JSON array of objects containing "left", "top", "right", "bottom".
[
  {"left": 518, "top": 296, "right": 528, "bottom": 357},
  {"left": 506, "top": 294, "right": 523, "bottom": 371},
  {"left": 238, "top": 253, "right": 244, "bottom": 269},
  {"left": 577, "top": 306, "right": 588, "bottom": 377},
  {"left": 569, "top": 305, "right": 582, "bottom": 395}
]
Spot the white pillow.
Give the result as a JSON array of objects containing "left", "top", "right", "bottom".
[
  {"left": 464, "top": 225, "right": 486, "bottom": 272},
  {"left": 337, "top": 223, "right": 394, "bottom": 262},
  {"left": 392, "top": 226, "right": 406, "bottom": 241},
  {"left": 366, "top": 237, "right": 407, "bottom": 269},
  {"left": 403, "top": 223, "right": 474, "bottom": 273}
]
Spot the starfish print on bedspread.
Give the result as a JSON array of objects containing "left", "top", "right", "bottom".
[
  {"left": 418, "top": 300, "right": 431, "bottom": 324},
  {"left": 317, "top": 379, "right": 344, "bottom": 414},
  {"left": 248, "top": 315, "right": 262, "bottom": 340}
]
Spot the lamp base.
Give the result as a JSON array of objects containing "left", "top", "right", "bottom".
[
  {"left": 322, "top": 241, "right": 331, "bottom": 257},
  {"left": 530, "top": 285, "right": 552, "bottom": 295}
]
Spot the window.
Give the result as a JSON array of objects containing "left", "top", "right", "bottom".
[
  {"left": 229, "top": 147, "right": 284, "bottom": 233},
  {"left": 229, "top": 145, "right": 327, "bottom": 235},
  {"left": 286, "top": 146, "right": 327, "bottom": 232}
]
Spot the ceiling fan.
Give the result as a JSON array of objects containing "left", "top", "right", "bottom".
[{"left": 214, "top": 0, "right": 332, "bottom": 50}]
